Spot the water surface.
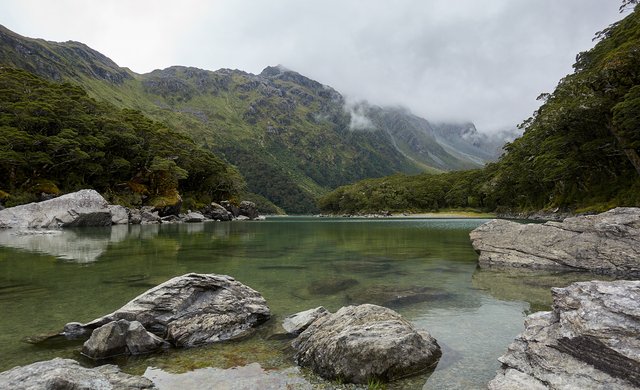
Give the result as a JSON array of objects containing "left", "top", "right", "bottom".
[{"left": 0, "top": 217, "right": 595, "bottom": 389}]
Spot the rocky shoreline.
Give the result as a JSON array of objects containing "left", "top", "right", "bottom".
[
  {"left": 471, "top": 207, "right": 640, "bottom": 389},
  {"left": 488, "top": 280, "right": 640, "bottom": 389},
  {"left": 0, "top": 189, "right": 264, "bottom": 229}
]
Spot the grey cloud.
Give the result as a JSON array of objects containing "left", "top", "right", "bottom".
[{"left": 0, "top": 0, "right": 624, "bottom": 132}]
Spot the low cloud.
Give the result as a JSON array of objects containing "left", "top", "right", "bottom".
[{"left": 344, "top": 101, "right": 374, "bottom": 131}]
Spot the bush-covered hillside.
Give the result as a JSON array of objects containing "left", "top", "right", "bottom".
[
  {"left": 320, "top": 6, "right": 640, "bottom": 214},
  {"left": 0, "top": 22, "right": 507, "bottom": 213},
  {"left": 0, "top": 67, "right": 244, "bottom": 208}
]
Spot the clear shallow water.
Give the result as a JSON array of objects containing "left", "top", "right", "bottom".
[{"left": 0, "top": 217, "right": 598, "bottom": 389}]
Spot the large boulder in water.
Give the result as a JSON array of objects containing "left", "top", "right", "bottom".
[
  {"left": 489, "top": 280, "right": 640, "bottom": 389},
  {"left": 82, "top": 319, "right": 169, "bottom": 359},
  {"left": 0, "top": 189, "right": 112, "bottom": 229},
  {"left": 64, "top": 273, "right": 271, "bottom": 347},
  {"left": 0, "top": 357, "right": 156, "bottom": 389},
  {"left": 291, "top": 304, "right": 441, "bottom": 384},
  {"left": 469, "top": 207, "right": 640, "bottom": 276}
]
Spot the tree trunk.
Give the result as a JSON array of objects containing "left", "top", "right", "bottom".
[{"left": 609, "top": 124, "right": 640, "bottom": 176}]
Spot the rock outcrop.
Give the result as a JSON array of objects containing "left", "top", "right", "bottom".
[
  {"left": 489, "top": 280, "right": 640, "bottom": 389},
  {"left": 82, "top": 319, "right": 169, "bottom": 359},
  {"left": 0, "top": 358, "right": 156, "bottom": 389},
  {"left": 64, "top": 273, "right": 270, "bottom": 347},
  {"left": 470, "top": 207, "right": 640, "bottom": 276},
  {"left": 291, "top": 304, "right": 441, "bottom": 384},
  {"left": 0, "top": 189, "right": 112, "bottom": 229}
]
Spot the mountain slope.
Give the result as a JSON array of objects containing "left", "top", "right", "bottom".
[{"left": 0, "top": 25, "right": 503, "bottom": 213}]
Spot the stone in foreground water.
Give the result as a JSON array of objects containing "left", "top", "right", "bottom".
[{"left": 292, "top": 303, "right": 441, "bottom": 384}]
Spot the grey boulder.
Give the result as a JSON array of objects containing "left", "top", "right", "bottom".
[
  {"left": 470, "top": 207, "right": 640, "bottom": 276},
  {"left": 82, "top": 319, "right": 169, "bottom": 359},
  {"left": 202, "top": 202, "right": 232, "bottom": 221},
  {"left": 64, "top": 273, "right": 270, "bottom": 347},
  {"left": 489, "top": 280, "right": 640, "bottom": 389},
  {"left": 239, "top": 201, "right": 259, "bottom": 220},
  {"left": 139, "top": 207, "right": 161, "bottom": 224},
  {"left": 183, "top": 211, "right": 206, "bottom": 223},
  {"left": 220, "top": 200, "right": 240, "bottom": 217},
  {"left": 0, "top": 189, "right": 112, "bottom": 229},
  {"left": 0, "top": 357, "right": 155, "bottom": 389},
  {"left": 282, "top": 306, "right": 329, "bottom": 335},
  {"left": 291, "top": 304, "right": 441, "bottom": 384},
  {"left": 109, "top": 205, "right": 130, "bottom": 225}
]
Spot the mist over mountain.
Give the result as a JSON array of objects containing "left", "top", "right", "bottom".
[{"left": 0, "top": 24, "right": 509, "bottom": 213}]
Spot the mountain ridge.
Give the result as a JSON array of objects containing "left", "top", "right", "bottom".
[{"left": 0, "top": 24, "right": 507, "bottom": 213}]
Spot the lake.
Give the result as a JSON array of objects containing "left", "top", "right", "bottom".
[{"left": 0, "top": 217, "right": 598, "bottom": 389}]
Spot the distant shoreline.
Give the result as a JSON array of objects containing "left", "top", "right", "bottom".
[
  {"left": 309, "top": 210, "right": 496, "bottom": 219},
  {"left": 391, "top": 211, "right": 495, "bottom": 218}
]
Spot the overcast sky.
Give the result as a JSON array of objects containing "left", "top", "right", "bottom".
[{"left": 0, "top": 0, "right": 626, "bottom": 132}]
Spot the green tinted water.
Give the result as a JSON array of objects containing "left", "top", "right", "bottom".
[{"left": 0, "top": 217, "right": 597, "bottom": 389}]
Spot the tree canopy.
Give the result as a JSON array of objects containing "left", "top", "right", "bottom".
[{"left": 0, "top": 67, "right": 244, "bottom": 207}]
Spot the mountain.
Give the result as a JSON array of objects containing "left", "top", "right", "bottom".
[
  {"left": 319, "top": 6, "right": 640, "bottom": 214},
  {"left": 0, "top": 25, "right": 504, "bottom": 213}
]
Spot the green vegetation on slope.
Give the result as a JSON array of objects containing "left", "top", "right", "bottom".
[
  {"left": 318, "top": 170, "right": 490, "bottom": 214},
  {"left": 0, "top": 23, "right": 499, "bottom": 213},
  {"left": 320, "top": 6, "right": 640, "bottom": 214},
  {"left": 0, "top": 67, "right": 244, "bottom": 208}
]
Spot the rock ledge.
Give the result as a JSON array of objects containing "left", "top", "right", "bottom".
[{"left": 470, "top": 207, "right": 640, "bottom": 276}]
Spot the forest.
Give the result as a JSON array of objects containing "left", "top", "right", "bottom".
[{"left": 0, "top": 68, "right": 244, "bottom": 209}]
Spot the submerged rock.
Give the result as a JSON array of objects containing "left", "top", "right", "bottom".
[
  {"left": 470, "top": 207, "right": 640, "bottom": 276},
  {"left": 292, "top": 304, "right": 441, "bottom": 384},
  {"left": 489, "top": 280, "right": 640, "bottom": 389},
  {"left": 282, "top": 306, "right": 329, "bottom": 335},
  {"left": 64, "top": 273, "right": 271, "bottom": 347},
  {"left": 0, "top": 357, "right": 156, "bottom": 389},
  {"left": 145, "top": 363, "right": 312, "bottom": 390},
  {"left": 82, "top": 319, "right": 169, "bottom": 359},
  {"left": 308, "top": 277, "right": 359, "bottom": 295},
  {"left": 0, "top": 189, "right": 112, "bottom": 229},
  {"left": 346, "top": 285, "right": 453, "bottom": 308}
]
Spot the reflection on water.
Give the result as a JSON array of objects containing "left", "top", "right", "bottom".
[
  {"left": 0, "top": 226, "right": 130, "bottom": 263},
  {"left": 0, "top": 217, "right": 606, "bottom": 389}
]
